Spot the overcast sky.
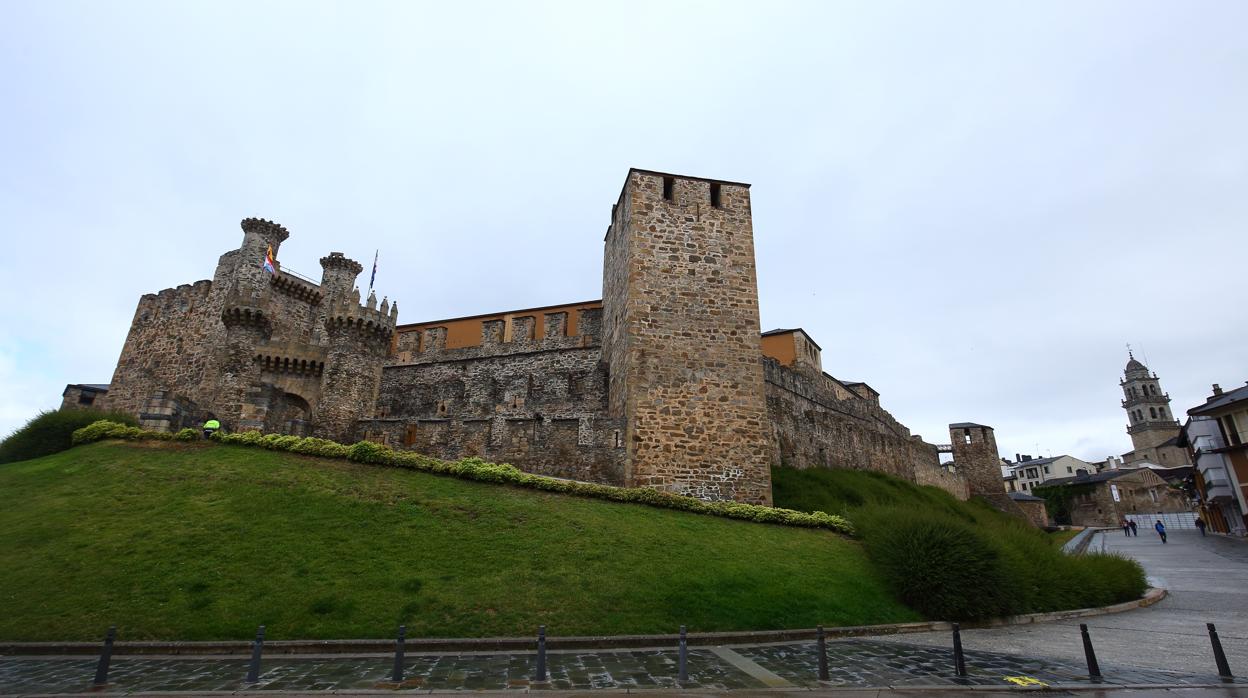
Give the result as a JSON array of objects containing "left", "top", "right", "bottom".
[{"left": 2, "top": 1, "right": 1245, "bottom": 463}]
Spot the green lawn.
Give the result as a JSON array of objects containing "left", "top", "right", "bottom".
[
  {"left": 1046, "top": 528, "right": 1080, "bottom": 547},
  {"left": 0, "top": 442, "right": 918, "bottom": 641}
]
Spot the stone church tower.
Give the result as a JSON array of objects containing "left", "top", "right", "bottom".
[{"left": 1120, "top": 353, "right": 1190, "bottom": 467}]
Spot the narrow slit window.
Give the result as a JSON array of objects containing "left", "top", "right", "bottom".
[
  {"left": 710, "top": 182, "right": 722, "bottom": 208},
  {"left": 662, "top": 176, "right": 674, "bottom": 201}
]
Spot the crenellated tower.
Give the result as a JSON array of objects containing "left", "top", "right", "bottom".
[
  {"left": 214, "top": 218, "right": 288, "bottom": 431},
  {"left": 316, "top": 286, "right": 398, "bottom": 441}
]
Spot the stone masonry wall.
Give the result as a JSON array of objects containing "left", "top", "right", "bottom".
[
  {"left": 762, "top": 358, "right": 968, "bottom": 499},
  {"left": 950, "top": 423, "right": 1028, "bottom": 517},
  {"left": 601, "top": 171, "right": 773, "bottom": 505},
  {"left": 360, "top": 308, "right": 624, "bottom": 484},
  {"left": 102, "top": 279, "right": 223, "bottom": 417}
]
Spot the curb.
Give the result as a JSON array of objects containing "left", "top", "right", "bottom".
[{"left": 0, "top": 589, "right": 1167, "bottom": 657}]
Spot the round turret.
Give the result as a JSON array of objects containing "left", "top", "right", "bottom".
[{"left": 319, "top": 252, "right": 364, "bottom": 301}]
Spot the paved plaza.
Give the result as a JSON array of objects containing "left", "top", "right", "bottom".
[{"left": 1, "top": 529, "right": 1245, "bottom": 695}]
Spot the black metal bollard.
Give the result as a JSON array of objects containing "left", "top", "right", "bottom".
[
  {"left": 92, "top": 626, "right": 116, "bottom": 687},
  {"left": 816, "top": 625, "right": 830, "bottom": 681},
  {"left": 1080, "top": 624, "right": 1102, "bottom": 681},
  {"left": 535, "top": 625, "right": 547, "bottom": 682},
  {"left": 951, "top": 623, "right": 967, "bottom": 677},
  {"left": 1208, "top": 623, "right": 1234, "bottom": 681},
  {"left": 678, "top": 625, "right": 688, "bottom": 683},
  {"left": 391, "top": 624, "right": 407, "bottom": 683},
  {"left": 245, "top": 625, "right": 266, "bottom": 684}
]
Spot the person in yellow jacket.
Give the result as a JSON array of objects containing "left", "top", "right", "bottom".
[{"left": 202, "top": 416, "right": 221, "bottom": 439}]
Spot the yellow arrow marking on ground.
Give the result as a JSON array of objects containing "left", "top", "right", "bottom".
[{"left": 1004, "top": 676, "right": 1048, "bottom": 687}]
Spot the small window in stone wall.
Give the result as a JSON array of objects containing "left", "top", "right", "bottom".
[
  {"left": 437, "top": 400, "right": 448, "bottom": 417},
  {"left": 613, "top": 429, "right": 622, "bottom": 448},
  {"left": 78, "top": 393, "right": 95, "bottom": 406},
  {"left": 710, "top": 182, "right": 722, "bottom": 208},
  {"left": 569, "top": 375, "right": 584, "bottom": 396},
  {"left": 662, "top": 176, "right": 674, "bottom": 201}
]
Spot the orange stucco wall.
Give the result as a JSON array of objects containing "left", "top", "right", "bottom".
[
  {"left": 761, "top": 332, "right": 797, "bottom": 366},
  {"left": 394, "top": 300, "right": 603, "bottom": 352}
]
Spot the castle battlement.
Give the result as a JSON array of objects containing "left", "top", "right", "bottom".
[{"left": 241, "top": 217, "right": 290, "bottom": 244}]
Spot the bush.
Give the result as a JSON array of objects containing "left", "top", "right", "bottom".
[
  {"left": 0, "top": 410, "right": 138, "bottom": 464},
  {"left": 855, "top": 506, "right": 1011, "bottom": 620},
  {"left": 66, "top": 421, "right": 854, "bottom": 536}
]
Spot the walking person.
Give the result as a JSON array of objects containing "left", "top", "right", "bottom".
[
  {"left": 1121, "top": 518, "right": 1131, "bottom": 536},
  {"left": 1154, "top": 519, "right": 1167, "bottom": 543},
  {"left": 1129, "top": 519, "right": 1138, "bottom": 537},
  {"left": 1195, "top": 517, "right": 1207, "bottom": 536}
]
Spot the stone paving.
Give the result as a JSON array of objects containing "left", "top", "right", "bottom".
[{"left": 3, "top": 638, "right": 1244, "bottom": 694}]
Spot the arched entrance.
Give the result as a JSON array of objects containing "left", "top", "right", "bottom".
[{"left": 266, "top": 390, "right": 312, "bottom": 436}]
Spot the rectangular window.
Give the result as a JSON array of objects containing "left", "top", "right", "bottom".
[
  {"left": 1043, "top": 465, "right": 1050, "bottom": 474},
  {"left": 662, "top": 176, "right": 674, "bottom": 201},
  {"left": 710, "top": 182, "right": 722, "bottom": 208},
  {"left": 77, "top": 393, "right": 95, "bottom": 405}
]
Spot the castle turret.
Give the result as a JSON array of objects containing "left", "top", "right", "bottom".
[
  {"left": 601, "top": 169, "right": 772, "bottom": 505},
  {"left": 315, "top": 286, "right": 399, "bottom": 442},
  {"left": 948, "top": 422, "right": 1031, "bottom": 518},
  {"left": 319, "top": 252, "right": 364, "bottom": 304}
]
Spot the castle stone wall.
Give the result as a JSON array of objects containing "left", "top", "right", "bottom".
[
  {"left": 102, "top": 279, "right": 222, "bottom": 417},
  {"left": 361, "top": 310, "right": 624, "bottom": 483},
  {"left": 763, "top": 358, "right": 946, "bottom": 487}
]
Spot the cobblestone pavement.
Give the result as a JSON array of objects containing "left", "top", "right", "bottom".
[
  {"left": 3, "top": 638, "right": 1244, "bottom": 695},
  {"left": 865, "top": 530, "right": 1248, "bottom": 675}
]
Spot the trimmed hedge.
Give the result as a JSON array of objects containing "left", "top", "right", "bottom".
[
  {"left": 71, "top": 421, "right": 853, "bottom": 535},
  {"left": 0, "top": 409, "right": 139, "bottom": 464}
]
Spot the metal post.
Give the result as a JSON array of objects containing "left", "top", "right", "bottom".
[
  {"left": 246, "top": 625, "right": 266, "bottom": 684},
  {"left": 391, "top": 625, "right": 407, "bottom": 683},
  {"left": 535, "top": 625, "right": 547, "bottom": 682},
  {"left": 951, "top": 623, "right": 967, "bottom": 677},
  {"left": 92, "top": 626, "right": 116, "bottom": 687},
  {"left": 1208, "top": 623, "right": 1234, "bottom": 681},
  {"left": 678, "top": 625, "right": 688, "bottom": 683},
  {"left": 816, "top": 625, "right": 830, "bottom": 681},
  {"left": 1080, "top": 623, "right": 1102, "bottom": 681}
]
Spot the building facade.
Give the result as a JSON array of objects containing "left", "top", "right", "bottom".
[
  {"left": 73, "top": 168, "right": 1020, "bottom": 509},
  {"left": 1183, "top": 383, "right": 1248, "bottom": 534}
]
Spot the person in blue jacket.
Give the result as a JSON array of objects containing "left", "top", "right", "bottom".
[{"left": 1154, "top": 519, "right": 1167, "bottom": 543}]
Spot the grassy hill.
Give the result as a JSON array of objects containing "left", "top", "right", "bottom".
[{"left": 0, "top": 441, "right": 917, "bottom": 641}]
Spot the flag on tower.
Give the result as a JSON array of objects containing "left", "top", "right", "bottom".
[
  {"left": 368, "top": 249, "right": 378, "bottom": 293},
  {"left": 262, "top": 245, "right": 276, "bottom": 275}
]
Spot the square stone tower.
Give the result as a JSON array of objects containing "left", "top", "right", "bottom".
[{"left": 602, "top": 169, "right": 772, "bottom": 505}]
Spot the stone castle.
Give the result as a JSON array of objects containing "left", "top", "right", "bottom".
[{"left": 71, "top": 169, "right": 1013, "bottom": 508}]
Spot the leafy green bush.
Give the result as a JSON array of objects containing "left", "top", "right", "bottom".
[
  {"left": 67, "top": 421, "right": 854, "bottom": 535},
  {"left": 174, "top": 428, "right": 199, "bottom": 441},
  {"left": 0, "top": 409, "right": 138, "bottom": 464},
  {"left": 855, "top": 506, "right": 1011, "bottom": 620},
  {"left": 775, "top": 467, "right": 1150, "bottom": 620}
]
